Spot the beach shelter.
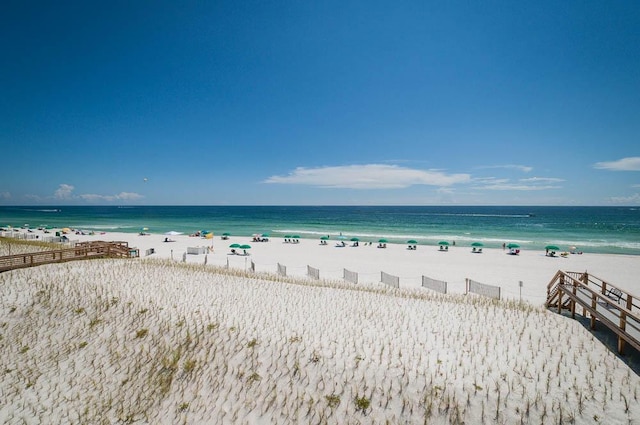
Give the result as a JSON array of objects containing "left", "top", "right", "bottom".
[
  {"left": 471, "top": 241, "right": 484, "bottom": 253},
  {"left": 407, "top": 239, "right": 417, "bottom": 245},
  {"left": 545, "top": 245, "right": 560, "bottom": 251}
]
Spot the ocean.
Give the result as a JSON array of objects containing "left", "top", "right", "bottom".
[{"left": 1, "top": 206, "right": 639, "bottom": 255}]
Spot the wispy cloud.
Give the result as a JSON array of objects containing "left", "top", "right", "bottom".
[
  {"left": 519, "top": 177, "right": 565, "bottom": 183},
  {"left": 78, "top": 192, "right": 144, "bottom": 202},
  {"left": 264, "top": 164, "right": 471, "bottom": 189},
  {"left": 608, "top": 193, "right": 640, "bottom": 204},
  {"left": 594, "top": 157, "right": 640, "bottom": 171},
  {"left": 0, "top": 191, "right": 10, "bottom": 199},
  {"left": 49, "top": 184, "right": 143, "bottom": 203},
  {"left": 474, "top": 176, "right": 563, "bottom": 191},
  {"left": 476, "top": 164, "right": 533, "bottom": 173}
]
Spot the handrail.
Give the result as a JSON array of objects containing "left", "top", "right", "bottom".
[
  {"left": 0, "top": 241, "right": 136, "bottom": 273},
  {"left": 547, "top": 270, "right": 640, "bottom": 354}
]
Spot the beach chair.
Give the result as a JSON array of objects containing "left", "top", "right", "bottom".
[{"left": 607, "top": 287, "right": 623, "bottom": 304}]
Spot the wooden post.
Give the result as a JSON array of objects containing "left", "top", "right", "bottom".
[
  {"left": 571, "top": 279, "right": 576, "bottom": 319},
  {"left": 590, "top": 292, "right": 597, "bottom": 330},
  {"left": 581, "top": 272, "right": 588, "bottom": 316},
  {"left": 558, "top": 288, "right": 563, "bottom": 314}
]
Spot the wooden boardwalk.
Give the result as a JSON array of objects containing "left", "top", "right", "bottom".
[
  {"left": 0, "top": 241, "right": 139, "bottom": 273},
  {"left": 547, "top": 270, "right": 640, "bottom": 354}
]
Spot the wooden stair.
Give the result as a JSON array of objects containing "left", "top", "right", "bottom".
[{"left": 546, "top": 270, "right": 640, "bottom": 354}]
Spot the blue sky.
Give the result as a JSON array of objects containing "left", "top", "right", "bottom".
[{"left": 1, "top": 1, "right": 639, "bottom": 205}]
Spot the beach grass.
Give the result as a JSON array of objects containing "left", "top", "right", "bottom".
[{"left": 1, "top": 258, "right": 639, "bottom": 423}]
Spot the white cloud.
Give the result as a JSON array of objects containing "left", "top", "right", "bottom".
[
  {"left": 473, "top": 175, "right": 563, "bottom": 191},
  {"left": 477, "top": 164, "right": 533, "bottom": 173},
  {"left": 78, "top": 192, "right": 144, "bottom": 202},
  {"left": 0, "top": 191, "right": 10, "bottom": 199},
  {"left": 519, "top": 177, "right": 565, "bottom": 183},
  {"left": 50, "top": 184, "right": 143, "bottom": 203},
  {"left": 608, "top": 193, "right": 640, "bottom": 204},
  {"left": 264, "top": 164, "right": 471, "bottom": 189},
  {"left": 594, "top": 157, "right": 640, "bottom": 171},
  {"left": 478, "top": 183, "right": 562, "bottom": 191},
  {"left": 54, "top": 184, "right": 75, "bottom": 199}
]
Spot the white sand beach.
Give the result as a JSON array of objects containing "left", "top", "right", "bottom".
[
  {"left": 1, "top": 230, "right": 639, "bottom": 423},
  {"left": 63, "top": 230, "right": 640, "bottom": 304}
]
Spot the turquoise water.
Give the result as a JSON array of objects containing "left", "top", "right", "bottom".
[{"left": 1, "top": 206, "right": 639, "bottom": 255}]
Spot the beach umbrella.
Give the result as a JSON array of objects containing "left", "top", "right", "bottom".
[
  {"left": 239, "top": 244, "right": 252, "bottom": 250},
  {"left": 407, "top": 239, "right": 418, "bottom": 245},
  {"left": 471, "top": 242, "right": 484, "bottom": 247},
  {"left": 350, "top": 237, "right": 359, "bottom": 242},
  {"left": 262, "top": 233, "right": 269, "bottom": 237},
  {"left": 291, "top": 235, "right": 300, "bottom": 239},
  {"left": 438, "top": 241, "right": 450, "bottom": 246},
  {"left": 229, "top": 243, "right": 241, "bottom": 248},
  {"left": 223, "top": 232, "right": 231, "bottom": 236},
  {"left": 507, "top": 243, "right": 520, "bottom": 249},
  {"left": 545, "top": 245, "right": 560, "bottom": 251},
  {"left": 320, "top": 236, "right": 329, "bottom": 240},
  {"left": 378, "top": 238, "right": 388, "bottom": 243}
]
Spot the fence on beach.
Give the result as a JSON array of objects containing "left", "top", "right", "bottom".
[
  {"left": 466, "top": 278, "right": 501, "bottom": 300},
  {"left": 307, "top": 265, "right": 320, "bottom": 280},
  {"left": 422, "top": 276, "right": 448, "bottom": 294},
  {"left": 381, "top": 271, "right": 399, "bottom": 288}
]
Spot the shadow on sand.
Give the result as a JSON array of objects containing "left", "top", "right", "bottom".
[{"left": 557, "top": 310, "right": 640, "bottom": 377}]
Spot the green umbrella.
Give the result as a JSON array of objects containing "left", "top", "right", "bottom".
[
  {"left": 223, "top": 232, "right": 231, "bottom": 236},
  {"left": 291, "top": 235, "right": 300, "bottom": 239},
  {"left": 507, "top": 243, "right": 520, "bottom": 249},
  {"left": 284, "top": 235, "right": 292, "bottom": 239},
  {"left": 350, "top": 237, "right": 359, "bottom": 242},
  {"left": 239, "top": 244, "right": 252, "bottom": 250},
  {"left": 545, "top": 245, "right": 559, "bottom": 251},
  {"left": 229, "top": 243, "right": 241, "bottom": 248},
  {"left": 471, "top": 242, "right": 484, "bottom": 247},
  {"left": 438, "top": 241, "right": 450, "bottom": 246},
  {"left": 320, "top": 236, "right": 329, "bottom": 240},
  {"left": 407, "top": 240, "right": 418, "bottom": 244},
  {"left": 378, "top": 238, "right": 388, "bottom": 243},
  {"left": 262, "top": 233, "right": 269, "bottom": 237}
]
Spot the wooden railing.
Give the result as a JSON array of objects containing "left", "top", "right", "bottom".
[
  {"left": 546, "top": 270, "right": 640, "bottom": 354},
  {"left": 0, "top": 241, "right": 138, "bottom": 273}
]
